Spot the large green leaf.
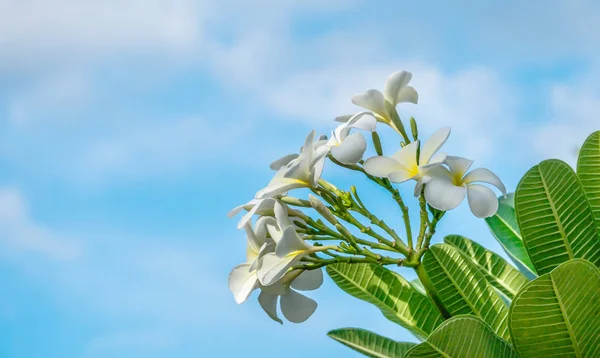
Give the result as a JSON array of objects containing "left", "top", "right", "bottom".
[
  {"left": 327, "top": 328, "right": 415, "bottom": 358},
  {"left": 577, "top": 131, "right": 600, "bottom": 233},
  {"left": 509, "top": 259, "right": 600, "bottom": 358},
  {"left": 444, "top": 235, "right": 528, "bottom": 299},
  {"left": 485, "top": 193, "right": 537, "bottom": 277},
  {"left": 404, "top": 315, "right": 518, "bottom": 358},
  {"left": 515, "top": 159, "right": 600, "bottom": 274},
  {"left": 421, "top": 244, "right": 510, "bottom": 340},
  {"left": 327, "top": 263, "right": 444, "bottom": 340}
]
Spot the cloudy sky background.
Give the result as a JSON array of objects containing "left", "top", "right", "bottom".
[{"left": 1, "top": 0, "right": 599, "bottom": 356}]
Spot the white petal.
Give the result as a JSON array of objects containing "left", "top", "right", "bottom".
[
  {"left": 428, "top": 152, "right": 447, "bottom": 165},
  {"left": 258, "top": 291, "right": 282, "bottom": 324},
  {"left": 290, "top": 268, "right": 323, "bottom": 291},
  {"left": 228, "top": 264, "right": 258, "bottom": 304},
  {"left": 424, "top": 177, "right": 467, "bottom": 211},
  {"left": 383, "top": 71, "right": 412, "bottom": 104},
  {"left": 351, "top": 89, "right": 388, "bottom": 118},
  {"left": 419, "top": 128, "right": 451, "bottom": 165},
  {"left": 310, "top": 157, "right": 326, "bottom": 187},
  {"left": 463, "top": 168, "right": 506, "bottom": 196},
  {"left": 335, "top": 114, "right": 353, "bottom": 122},
  {"left": 395, "top": 86, "right": 418, "bottom": 104},
  {"left": 274, "top": 201, "right": 292, "bottom": 229},
  {"left": 445, "top": 156, "right": 473, "bottom": 180},
  {"left": 466, "top": 184, "right": 500, "bottom": 218},
  {"left": 255, "top": 181, "right": 304, "bottom": 199},
  {"left": 347, "top": 112, "right": 377, "bottom": 132},
  {"left": 243, "top": 222, "right": 262, "bottom": 258},
  {"left": 364, "top": 156, "right": 403, "bottom": 177},
  {"left": 280, "top": 289, "right": 317, "bottom": 323},
  {"left": 227, "top": 201, "right": 250, "bottom": 218},
  {"left": 275, "top": 226, "right": 309, "bottom": 257},
  {"left": 330, "top": 133, "right": 367, "bottom": 164},
  {"left": 236, "top": 198, "right": 275, "bottom": 229},
  {"left": 388, "top": 169, "right": 416, "bottom": 183},
  {"left": 270, "top": 154, "right": 299, "bottom": 170},
  {"left": 392, "top": 141, "right": 419, "bottom": 170},
  {"left": 258, "top": 253, "right": 299, "bottom": 286}
]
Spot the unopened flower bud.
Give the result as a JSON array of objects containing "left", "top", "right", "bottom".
[
  {"left": 308, "top": 194, "right": 338, "bottom": 225},
  {"left": 410, "top": 117, "right": 418, "bottom": 140},
  {"left": 371, "top": 132, "right": 383, "bottom": 155}
]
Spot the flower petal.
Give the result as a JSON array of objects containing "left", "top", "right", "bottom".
[
  {"left": 395, "top": 86, "right": 418, "bottom": 104},
  {"left": 419, "top": 128, "right": 451, "bottom": 165},
  {"left": 280, "top": 289, "right": 317, "bottom": 323},
  {"left": 445, "top": 156, "right": 473, "bottom": 179},
  {"left": 255, "top": 180, "right": 304, "bottom": 199},
  {"left": 351, "top": 89, "right": 387, "bottom": 119},
  {"left": 290, "top": 268, "right": 323, "bottom": 291},
  {"left": 383, "top": 71, "right": 412, "bottom": 104},
  {"left": 347, "top": 112, "right": 377, "bottom": 132},
  {"left": 463, "top": 168, "right": 507, "bottom": 196},
  {"left": 258, "top": 291, "right": 282, "bottom": 324},
  {"left": 269, "top": 154, "right": 299, "bottom": 170},
  {"left": 335, "top": 114, "right": 353, "bottom": 123},
  {"left": 424, "top": 177, "right": 467, "bottom": 211},
  {"left": 388, "top": 169, "right": 416, "bottom": 183},
  {"left": 330, "top": 133, "right": 367, "bottom": 164},
  {"left": 363, "top": 156, "right": 403, "bottom": 177},
  {"left": 466, "top": 184, "right": 500, "bottom": 218},
  {"left": 228, "top": 264, "right": 258, "bottom": 304},
  {"left": 274, "top": 201, "right": 292, "bottom": 229},
  {"left": 392, "top": 141, "right": 419, "bottom": 170},
  {"left": 258, "top": 253, "right": 299, "bottom": 286},
  {"left": 275, "top": 226, "right": 309, "bottom": 257}
]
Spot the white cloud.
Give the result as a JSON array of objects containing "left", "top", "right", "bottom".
[
  {"left": 0, "top": 0, "right": 203, "bottom": 70},
  {"left": 533, "top": 78, "right": 600, "bottom": 165},
  {"left": 0, "top": 187, "right": 79, "bottom": 259}
]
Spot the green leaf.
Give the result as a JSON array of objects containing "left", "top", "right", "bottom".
[
  {"left": 509, "top": 259, "right": 600, "bottom": 358},
  {"left": 577, "top": 131, "right": 600, "bottom": 233},
  {"left": 327, "top": 328, "right": 416, "bottom": 358},
  {"left": 515, "top": 159, "right": 600, "bottom": 274},
  {"left": 422, "top": 244, "right": 510, "bottom": 340},
  {"left": 404, "top": 315, "right": 518, "bottom": 358},
  {"left": 444, "top": 235, "right": 528, "bottom": 299},
  {"left": 485, "top": 193, "right": 537, "bottom": 277},
  {"left": 327, "top": 263, "right": 444, "bottom": 340}
]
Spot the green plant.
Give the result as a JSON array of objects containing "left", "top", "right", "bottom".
[
  {"left": 227, "top": 70, "right": 600, "bottom": 357},
  {"left": 327, "top": 131, "right": 600, "bottom": 357}
]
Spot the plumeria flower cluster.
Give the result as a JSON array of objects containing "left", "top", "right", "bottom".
[{"left": 228, "top": 70, "right": 506, "bottom": 324}]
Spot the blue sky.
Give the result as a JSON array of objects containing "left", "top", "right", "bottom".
[{"left": 1, "top": 0, "right": 600, "bottom": 357}]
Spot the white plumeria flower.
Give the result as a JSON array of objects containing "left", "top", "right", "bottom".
[
  {"left": 364, "top": 127, "right": 450, "bottom": 195},
  {"left": 351, "top": 71, "right": 418, "bottom": 131},
  {"left": 425, "top": 156, "right": 507, "bottom": 218},
  {"left": 256, "top": 131, "right": 329, "bottom": 198},
  {"left": 258, "top": 268, "right": 323, "bottom": 324},
  {"left": 327, "top": 113, "right": 377, "bottom": 164},
  {"left": 258, "top": 202, "right": 321, "bottom": 286},
  {"left": 228, "top": 219, "right": 271, "bottom": 304}
]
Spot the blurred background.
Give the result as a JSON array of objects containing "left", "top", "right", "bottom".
[{"left": 0, "top": 0, "right": 598, "bottom": 357}]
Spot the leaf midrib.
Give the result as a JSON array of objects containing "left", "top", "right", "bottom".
[
  {"left": 550, "top": 274, "right": 581, "bottom": 358},
  {"left": 329, "top": 335, "right": 391, "bottom": 358},
  {"left": 329, "top": 265, "right": 429, "bottom": 338},
  {"left": 538, "top": 165, "right": 575, "bottom": 259}
]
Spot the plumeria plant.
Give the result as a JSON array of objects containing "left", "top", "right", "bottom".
[
  {"left": 228, "top": 70, "right": 504, "bottom": 323},
  {"left": 227, "top": 71, "right": 600, "bottom": 357}
]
